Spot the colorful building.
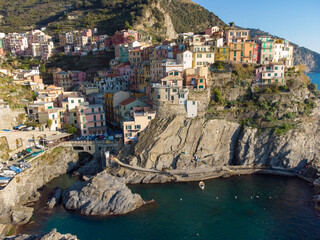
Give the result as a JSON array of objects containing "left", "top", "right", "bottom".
[
  {"left": 225, "top": 29, "right": 250, "bottom": 44},
  {"left": 255, "top": 64, "right": 285, "bottom": 85},
  {"left": 215, "top": 46, "right": 230, "bottom": 62},
  {"left": 77, "top": 104, "right": 106, "bottom": 136},
  {"left": 104, "top": 91, "right": 130, "bottom": 123},
  {"left": 123, "top": 110, "right": 156, "bottom": 145}
]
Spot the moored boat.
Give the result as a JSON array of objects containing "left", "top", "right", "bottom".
[{"left": 199, "top": 181, "right": 205, "bottom": 190}]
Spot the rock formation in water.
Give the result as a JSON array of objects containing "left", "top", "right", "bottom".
[
  {"left": 46, "top": 187, "right": 62, "bottom": 209},
  {"left": 62, "top": 172, "right": 146, "bottom": 216},
  {"left": 1, "top": 229, "right": 78, "bottom": 240},
  {"left": 0, "top": 147, "right": 79, "bottom": 235}
]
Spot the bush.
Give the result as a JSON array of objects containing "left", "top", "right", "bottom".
[
  {"left": 64, "top": 124, "right": 78, "bottom": 134},
  {"left": 264, "top": 88, "right": 272, "bottom": 94},
  {"left": 213, "top": 89, "right": 223, "bottom": 103},
  {"left": 274, "top": 123, "right": 294, "bottom": 135}
]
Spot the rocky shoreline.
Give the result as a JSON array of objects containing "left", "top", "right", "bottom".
[{"left": 62, "top": 171, "right": 151, "bottom": 216}]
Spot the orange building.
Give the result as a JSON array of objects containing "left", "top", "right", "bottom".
[
  {"left": 229, "top": 41, "right": 258, "bottom": 63},
  {"left": 185, "top": 75, "right": 206, "bottom": 90}
]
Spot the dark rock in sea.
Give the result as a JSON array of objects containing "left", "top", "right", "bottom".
[
  {"left": 62, "top": 171, "right": 147, "bottom": 216},
  {"left": 46, "top": 187, "right": 62, "bottom": 209},
  {"left": 2, "top": 228, "right": 78, "bottom": 239}
]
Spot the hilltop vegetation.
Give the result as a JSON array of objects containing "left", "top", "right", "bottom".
[{"left": 0, "top": 0, "right": 224, "bottom": 37}]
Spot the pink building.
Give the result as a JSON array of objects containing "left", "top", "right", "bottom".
[
  {"left": 71, "top": 71, "right": 87, "bottom": 85},
  {"left": 114, "top": 62, "right": 132, "bottom": 76},
  {"left": 77, "top": 104, "right": 106, "bottom": 136},
  {"left": 255, "top": 64, "right": 285, "bottom": 85},
  {"left": 156, "top": 46, "right": 169, "bottom": 59},
  {"left": 82, "top": 29, "right": 92, "bottom": 37},
  {"left": 205, "top": 26, "right": 220, "bottom": 36},
  {"left": 111, "top": 30, "right": 138, "bottom": 46}
]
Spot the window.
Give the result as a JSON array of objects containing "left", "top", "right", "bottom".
[
  {"left": 99, "top": 107, "right": 101, "bottom": 112},
  {"left": 126, "top": 125, "right": 132, "bottom": 130},
  {"left": 275, "top": 73, "right": 278, "bottom": 76},
  {"left": 234, "top": 51, "right": 236, "bottom": 57},
  {"left": 78, "top": 100, "right": 81, "bottom": 103},
  {"left": 148, "top": 116, "right": 152, "bottom": 120},
  {"left": 206, "top": 54, "right": 211, "bottom": 58},
  {"left": 234, "top": 44, "right": 237, "bottom": 50},
  {"left": 83, "top": 124, "right": 86, "bottom": 128},
  {"left": 241, "top": 51, "right": 243, "bottom": 57},
  {"left": 94, "top": 115, "right": 96, "bottom": 121},
  {"left": 100, "top": 114, "right": 103, "bottom": 120},
  {"left": 84, "top": 130, "right": 86, "bottom": 134},
  {"left": 174, "top": 72, "right": 179, "bottom": 76},
  {"left": 81, "top": 109, "right": 83, "bottom": 113},
  {"left": 71, "top": 100, "right": 74, "bottom": 103},
  {"left": 193, "top": 101, "right": 196, "bottom": 105},
  {"left": 158, "top": 95, "right": 160, "bottom": 99},
  {"left": 200, "top": 79, "right": 203, "bottom": 83},
  {"left": 92, "top": 108, "right": 94, "bottom": 113},
  {"left": 173, "top": 89, "right": 177, "bottom": 92},
  {"left": 171, "top": 96, "right": 174, "bottom": 101},
  {"left": 94, "top": 123, "right": 97, "bottom": 127},
  {"left": 52, "top": 114, "right": 54, "bottom": 119},
  {"left": 197, "top": 54, "right": 202, "bottom": 58}
]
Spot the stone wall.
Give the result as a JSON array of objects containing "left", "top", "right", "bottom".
[
  {"left": 208, "top": 71, "right": 232, "bottom": 87},
  {"left": 0, "top": 108, "right": 25, "bottom": 130},
  {"left": 188, "top": 89, "right": 210, "bottom": 116}
]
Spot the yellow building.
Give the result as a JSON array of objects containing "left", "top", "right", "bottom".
[
  {"left": 104, "top": 91, "right": 130, "bottom": 123},
  {"left": 190, "top": 45, "right": 215, "bottom": 68},
  {"left": 215, "top": 47, "right": 230, "bottom": 62}
]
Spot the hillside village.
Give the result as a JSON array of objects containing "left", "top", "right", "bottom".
[{"left": 0, "top": 24, "right": 304, "bottom": 154}]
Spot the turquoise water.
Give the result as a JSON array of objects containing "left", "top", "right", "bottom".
[
  {"left": 20, "top": 175, "right": 320, "bottom": 240},
  {"left": 308, "top": 72, "right": 320, "bottom": 89}
]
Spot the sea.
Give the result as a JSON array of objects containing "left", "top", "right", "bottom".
[
  {"left": 18, "top": 174, "right": 320, "bottom": 240},
  {"left": 308, "top": 72, "right": 320, "bottom": 90},
  {"left": 16, "top": 73, "right": 320, "bottom": 240}
]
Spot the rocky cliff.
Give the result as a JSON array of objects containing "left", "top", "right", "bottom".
[
  {"left": 122, "top": 103, "right": 320, "bottom": 175},
  {"left": 62, "top": 172, "right": 146, "bottom": 216},
  {"left": 0, "top": 147, "right": 79, "bottom": 235},
  {"left": 1, "top": 229, "right": 78, "bottom": 240}
]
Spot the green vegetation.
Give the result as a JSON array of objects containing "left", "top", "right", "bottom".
[
  {"left": 64, "top": 124, "right": 78, "bottom": 134},
  {"left": 0, "top": 77, "right": 35, "bottom": 108},
  {"left": 47, "top": 119, "right": 53, "bottom": 129},
  {"left": 273, "top": 123, "right": 294, "bottom": 135}
]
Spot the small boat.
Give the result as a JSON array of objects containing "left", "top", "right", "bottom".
[
  {"left": 0, "top": 177, "right": 11, "bottom": 184},
  {"left": 1, "top": 170, "right": 16, "bottom": 177},
  {"left": 35, "top": 144, "right": 44, "bottom": 149},
  {"left": 199, "top": 181, "right": 205, "bottom": 190},
  {"left": 9, "top": 166, "right": 22, "bottom": 174}
]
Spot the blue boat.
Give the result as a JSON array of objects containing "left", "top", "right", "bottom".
[
  {"left": 0, "top": 177, "right": 10, "bottom": 181},
  {"left": 9, "top": 166, "right": 22, "bottom": 174}
]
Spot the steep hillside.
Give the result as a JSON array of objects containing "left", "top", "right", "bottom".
[
  {"left": 0, "top": 0, "right": 224, "bottom": 40},
  {"left": 250, "top": 28, "right": 320, "bottom": 72},
  {"left": 0, "top": 0, "right": 319, "bottom": 71}
]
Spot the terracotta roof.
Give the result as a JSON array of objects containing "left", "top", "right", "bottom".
[
  {"left": 106, "top": 73, "right": 121, "bottom": 78},
  {"left": 119, "top": 97, "right": 137, "bottom": 106}
]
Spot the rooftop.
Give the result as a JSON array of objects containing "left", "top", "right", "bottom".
[{"left": 119, "top": 97, "right": 137, "bottom": 106}]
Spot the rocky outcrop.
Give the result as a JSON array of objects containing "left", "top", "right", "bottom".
[
  {"left": 0, "top": 147, "right": 79, "bottom": 234},
  {"left": 130, "top": 116, "right": 241, "bottom": 170},
  {"left": 62, "top": 172, "right": 146, "bottom": 216},
  {"left": 2, "top": 229, "right": 78, "bottom": 240},
  {"left": 46, "top": 187, "right": 62, "bottom": 209},
  {"left": 121, "top": 103, "right": 320, "bottom": 176}
]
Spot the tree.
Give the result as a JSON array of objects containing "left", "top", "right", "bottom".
[
  {"left": 213, "top": 89, "right": 222, "bottom": 103},
  {"left": 229, "top": 22, "right": 234, "bottom": 27},
  {"left": 47, "top": 119, "right": 52, "bottom": 129},
  {"left": 64, "top": 124, "right": 78, "bottom": 134}
]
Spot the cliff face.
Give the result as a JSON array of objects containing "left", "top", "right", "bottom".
[
  {"left": 0, "top": 147, "right": 79, "bottom": 233},
  {"left": 126, "top": 104, "right": 320, "bottom": 173}
]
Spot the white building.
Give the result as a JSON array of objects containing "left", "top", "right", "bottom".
[{"left": 177, "top": 50, "right": 193, "bottom": 70}]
